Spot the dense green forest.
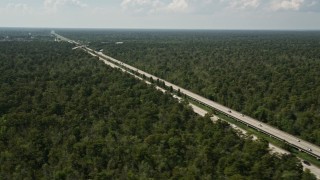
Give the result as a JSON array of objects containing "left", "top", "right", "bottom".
[
  {"left": 59, "top": 30, "right": 320, "bottom": 145},
  {"left": 0, "top": 38, "right": 315, "bottom": 179},
  {"left": 0, "top": 28, "right": 52, "bottom": 41}
]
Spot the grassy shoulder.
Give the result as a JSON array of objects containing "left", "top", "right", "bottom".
[
  {"left": 114, "top": 58, "right": 320, "bottom": 168},
  {"left": 185, "top": 96, "right": 320, "bottom": 168}
]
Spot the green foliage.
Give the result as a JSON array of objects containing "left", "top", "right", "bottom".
[
  {"left": 0, "top": 37, "right": 312, "bottom": 179},
  {"left": 62, "top": 30, "right": 320, "bottom": 145}
]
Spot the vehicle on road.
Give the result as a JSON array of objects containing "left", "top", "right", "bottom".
[
  {"left": 303, "top": 160, "right": 311, "bottom": 166},
  {"left": 53, "top": 32, "right": 320, "bottom": 161}
]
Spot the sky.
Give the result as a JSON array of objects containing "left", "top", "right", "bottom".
[{"left": 0, "top": 0, "right": 320, "bottom": 30}]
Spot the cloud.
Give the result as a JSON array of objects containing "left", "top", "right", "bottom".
[
  {"left": 4, "top": 3, "right": 33, "bottom": 14},
  {"left": 271, "top": 0, "right": 304, "bottom": 10},
  {"left": 228, "top": 0, "right": 260, "bottom": 9},
  {"left": 218, "top": 0, "right": 320, "bottom": 12},
  {"left": 121, "top": 0, "right": 190, "bottom": 14},
  {"left": 302, "top": 1, "right": 320, "bottom": 12},
  {"left": 71, "top": 0, "right": 87, "bottom": 8},
  {"left": 120, "top": 0, "right": 320, "bottom": 15},
  {"left": 121, "top": 0, "right": 163, "bottom": 13},
  {"left": 269, "top": 0, "right": 320, "bottom": 11},
  {"left": 167, "top": 0, "right": 189, "bottom": 12},
  {"left": 44, "top": 0, "right": 87, "bottom": 13}
]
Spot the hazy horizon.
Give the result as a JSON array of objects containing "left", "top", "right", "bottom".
[
  {"left": 1, "top": 0, "right": 320, "bottom": 30},
  {"left": 1, "top": 27, "right": 320, "bottom": 31}
]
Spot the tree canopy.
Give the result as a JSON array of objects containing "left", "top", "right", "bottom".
[
  {"left": 60, "top": 30, "right": 320, "bottom": 146},
  {"left": 0, "top": 32, "right": 316, "bottom": 179}
]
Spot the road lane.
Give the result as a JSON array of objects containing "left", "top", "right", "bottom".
[
  {"left": 53, "top": 32, "right": 320, "bottom": 178},
  {"left": 53, "top": 32, "right": 320, "bottom": 160},
  {"left": 94, "top": 51, "right": 320, "bottom": 159}
]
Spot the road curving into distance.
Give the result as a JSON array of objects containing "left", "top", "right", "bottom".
[{"left": 52, "top": 32, "right": 320, "bottom": 160}]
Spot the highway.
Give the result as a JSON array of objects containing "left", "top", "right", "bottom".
[
  {"left": 52, "top": 32, "right": 320, "bottom": 160},
  {"left": 95, "top": 51, "right": 320, "bottom": 160},
  {"left": 51, "top": 31, "right": 80, "bottom": 45}
]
